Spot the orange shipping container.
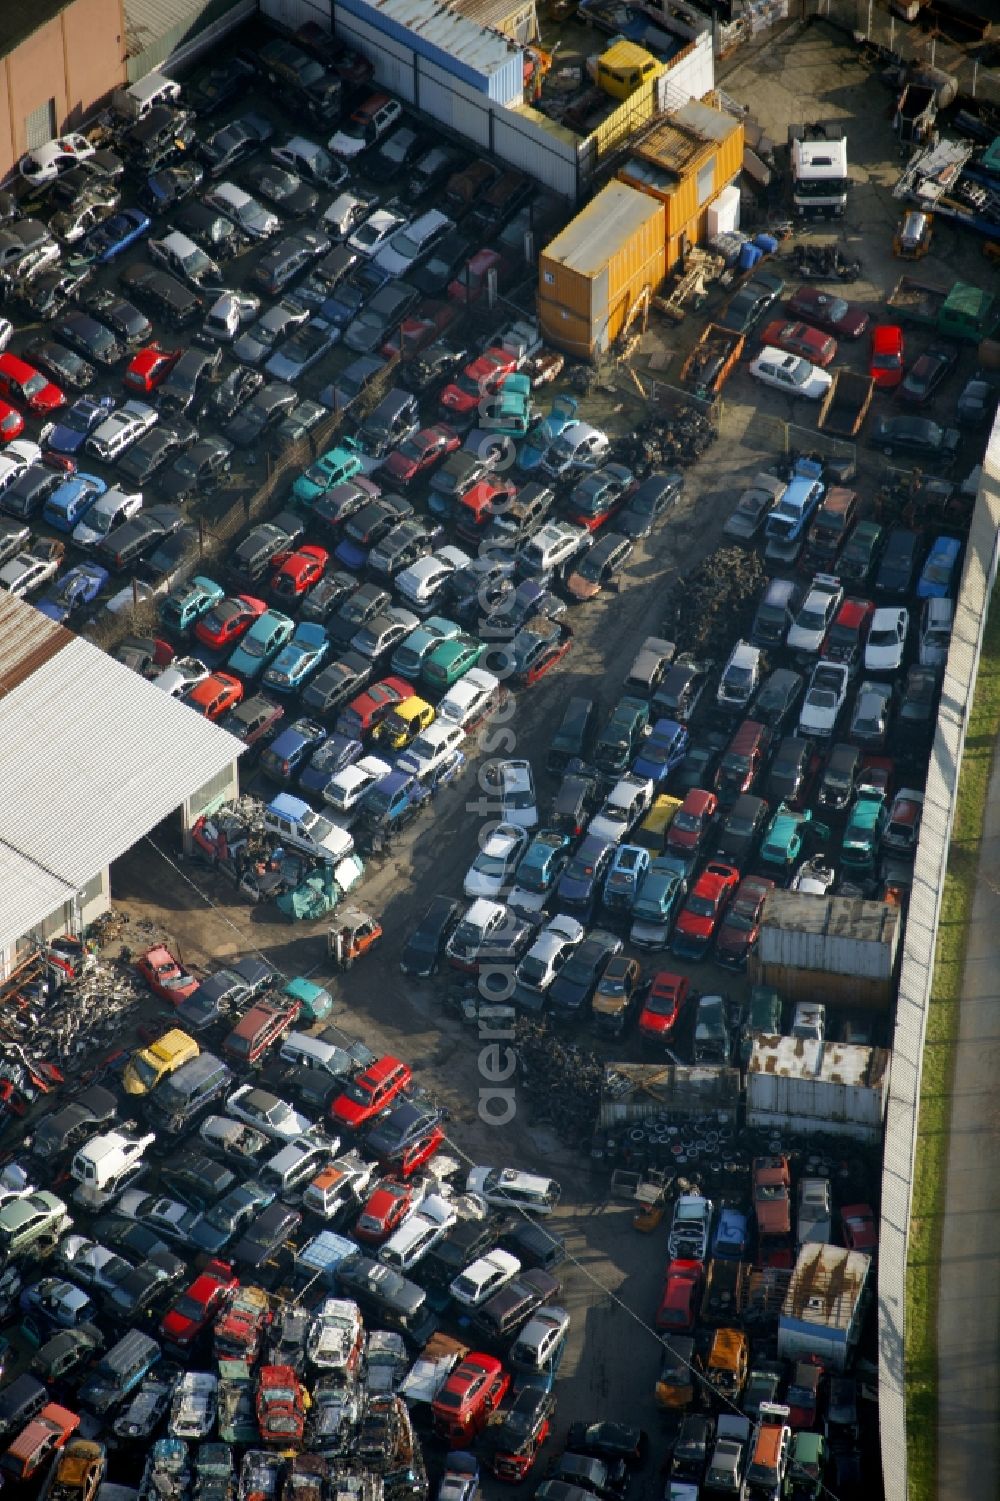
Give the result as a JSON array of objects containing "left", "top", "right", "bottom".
[{"left": 539, "top": 182, "right": 666, "bottom": 359}]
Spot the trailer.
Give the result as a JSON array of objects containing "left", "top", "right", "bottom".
[
  {"left": 894, "top": 83, "right": 938, "bottom": 148},
  {"left": 816, "top": 370, "right": 874, "bottom": 438},
  {"left": 886, "top": 275, "right": 950, "bottom": 329},
  {"left": 679, "top": 324, "right": 744, "bottom": 399}
]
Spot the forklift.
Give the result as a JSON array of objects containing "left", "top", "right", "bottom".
[{"left": 327, "top": 907, "right": 383, "bottom": 971}]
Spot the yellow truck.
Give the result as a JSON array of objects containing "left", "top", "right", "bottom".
[{"left": 122, "top": 1029, "right": 199, "bottom": 1095}]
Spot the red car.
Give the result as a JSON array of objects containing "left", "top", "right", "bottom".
[
  {"left": 124, "top": 344, "right": 181, "bottom": 395},
  {"left": 380, "top": 424, "right": 460, "bottom": 486},
  {"left": 447, "top": 248, "right": 504, "bottom": 305},
  {"left": 841, "top": 1202, "right": 877, "bottom": 1253},
  {"left": 759, "top": 318, "right": 837, "bottom": 367},
  {"left": 0, "top": 400, "right": 24, "bottom": 442},
  {"left": 656, "top": 1259, "right": 703, "bottom": 1333},
  {"left": 337, "top": 677, "right": 414, "bottom": 738},
  {"left": 256, "top": 1364, "right": 307, "bottom": 1447},
  {"left": 439, "top": 347, "right": 516, "bottom": 424},
  {"left": 354, "top": 1178, "right": 416, "bottom": 1243},
  {"left": 269, "top": 544, "right": 329, "bottom": 602},
  {"left": 432, "top": 1352, "right": 510, "bottom": 1443},
  {"left": 185, "top": 671, "right": 244, "bottom": 721},
  {"left": 638, "top": 972, "right": 690, "bottom": 1047},
  {"left": 666, "top": 788, "right": 718, "bottom": 858},
  {"left": 384, "top": 300, "right": 458, "bottom": 360},
  {"left": 822, "top": 597, "right": 874, "bottom": 676},
  {"left": 213, "top": 1285, "right": 272, "bottom": 1362},
  {"left": 714, "top": 874, "right": 774, "bottom": 967},
  {"left": 0, "top": 352, "right": 64, "bottom": 413},
  {"left": 194, "top": 594, "right": 267, "bottom": 651},
  {"left": 869, "top": 324, "right": 905, "bottom": 389},
  {"left": 136, "top": 944, "right": 198, "bottom": 1002},
  {"left": 785, "top": 287, "right": 869, "bottom": 339},
  {"left": 330, "top": 1055, "right": 412, "bottom": 1131},
  {"left": 671, "top": 862, "right": 741, "bottom": 960},
  {"left": 160, "top": 1260, "right": 238, "bottom": 1350}
]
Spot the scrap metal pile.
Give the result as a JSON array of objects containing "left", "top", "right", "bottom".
[
  {"left": 514, "top": 1018, "right": 603, "bottom": 1144},
  {"left": 619, "top": 402, "right": 718, "bottom": 474},
  {"left": 664, "top": 546, "right": 766, "bottom": 659}
]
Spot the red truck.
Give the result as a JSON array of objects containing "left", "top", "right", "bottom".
[{"left": 753, "top": 1156, "right": 793, "bottom": 1270}]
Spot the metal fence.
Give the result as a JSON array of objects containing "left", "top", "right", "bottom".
[
  {"left": 806, "top": 0, "right": 1000, "bottom": 106},
  {"left": 878, "top": 416, "right": 1000, "bottom": 1501}
]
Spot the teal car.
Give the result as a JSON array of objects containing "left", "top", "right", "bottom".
[
  {"left": 757, "top": 804, "right": 828, "bottom": 884},
  {"left": 839, "top": 790, "right": 886, "bottom": 872},
  {"left": 228, "top": 608, "right": 295, "bottom": 679},
  {"left": 160, "top": 575, "right": 224, "bottom": 633},
  {"left": 281, "top": 976, "right": 333, "bottom": 1021},
  {"left": 291, "top": 440, "right": 363, "bottom": 509},
  {"left": 390, "top": 615, "right": 461, "bottom": 680},
  {"left": 603, "top": 844, "right": 651, "bottom": 913},
  {"left": 421, "top": 633, "right": 485, "bottom": 692},
  {"left": 629, "top": 857, "right": 686, "bottom": 950}
]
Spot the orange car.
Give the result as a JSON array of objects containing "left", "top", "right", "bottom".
[{"left": 185, "top": 670, "right": 243, "bottom": 721}]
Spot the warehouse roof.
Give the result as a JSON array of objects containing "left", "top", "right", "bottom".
[
  {"left": 339, "top": 0, "right": 520, "bottom": 79},
  {"left": 541, "top": 182, "right": 663, "bottom": 277},
  {"left": 782, "top": 1244, "right": 871, "bottom": 1330},
  {"left": 748, "top": 1037, "right": 890, "bottom": 1089},
  {"left": 0, "top": 0, "right": 72, "bottom": 58},
  {"left": 761, "top": 890, "right": 899, "bottom": 944},
  {"left": 0, "top": 595, "right": 242, "bottom": 953}
]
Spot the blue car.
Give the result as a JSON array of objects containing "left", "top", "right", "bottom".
[
  {"left": 35, "top": 562, "right": 109, "bottom": 622},
  {"left": 41, "top": 394, "right": 115, "bottom": 456},
  {"left": 80, "top": 207, "right": 152, "bottom": 264},
  {"left": 555, "top": 834, "right": 616, "bottom": 918},
  {"left": 262, "top": 622, "right": 329, "bottom": 694},
  {"left": 228, "top": 608, "right": 295, "bottom": 679},
  {"left": 159, "top": 575, "right": 224, "bottom": 633},
  {"left": 633, "top": 718, "right": 690, "bottom": 784},
  {"left": 298, "top": 733, "right": 363, "bottom": 798},
  {"left": 916, "top": 534, "right": 961, "bottom": 599},
  {"left": 518, "top": 394, "right": 579, "bottom": 472},
  {"left": 603, "top": 843, "right": 651, "bottom": 912},
  {"left": 258, "top": 718, "right": 328, "bottom": 782},
  {"left": 712, "top": 1206, "right": 749, "bottom": 1260},
  {"left": 41, "top": 472, "right": 107, "bottom": 533},
  {"left": 265, "top": 316, "right": 339, "bottom": 384}
]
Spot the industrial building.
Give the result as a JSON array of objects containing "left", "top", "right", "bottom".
[
  {"left": 778, "top": 1244, "right": 872, "bottom": 1371},
  {"left": 0, "top": 595, "right": 243, "bottom": 982},
  {"left": 746, "top": 1037, "right": 890, "bottom": 1143}
]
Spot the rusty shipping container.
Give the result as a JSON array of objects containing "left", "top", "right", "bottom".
[
  {"left": 748, "top": 960, "right": 892, "bottom": 1012},
  {"left": 539, "top": 182, "right": 666, "bottom": 359},
  {"left": 746, "top": 1036, "right": 890, "bottom": 1142}
]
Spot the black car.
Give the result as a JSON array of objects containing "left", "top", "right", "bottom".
[
  {"left": 548, "top": 931, "right": 620, "bottom": 1019},
  {"left": 243, "top": 161, "right": 319, "bottom": 219},
  {"left": 231, "top": 1202, "right": 302, "bottom": 1270},
  {"left": 715, "top": 793, "right": 769, "bottom": 870},
  {"left": 312, "top": 481, "right": 376, "bottom": 537},
  {"left": 188, "top": 56, "right": 257, "bottom": 115},
  {"left": 91, "top": 1217, "right": 174, "bottom": 1264},
  {"left": 174, "top": 201, "right": 248, "bottom": 261},
  {"left": 420, "top": 1219, "right": 499, "bottom": 1291},
  {"left": 718, "top": 271, "right": 784, "bottom": 334},
  {"left": 753, "top": 668, "right": 804, "bottom": 734},
  {"left": 217, "top": 693, "right": 284, "bottom": 761},
  {"left": 816, "top": 740, "right": 861, "bottom": 813},
  {"left": 2, "top": 464, "right": 61, "bottom": 522},
  {"left": 198, "top": 113, "right": 273, "bottom": 177},
  {"left": 139, "top": 161, "right": 206, "bottom": 215},
  {"left": 14, "top": 266, "right": 93, "bottom": 322},
  {"left": 367, "top": 125, "right": 427, "bottom": 184},
  {"left": 400, "top": 896, "right": 462, "bottom": 978},
  {"left": 158, "top": 437, "right": 233, "bottom": 502},
  {"left": 869, "top": 414, "right": 959, "bottom": 460},
  {"left": 119, "top": 263, "right": 202, "bottom": 328},
  {"left": 874, "top": 527, "right": 919, "bottom": 596},
  {"left": 104, "top": 1253, "right": 184, "bottom": 1322},
  {"left": 565, "top": 1421, "right": 650, "bottom": 1469},
  {"left": 341, "top": 497, "right": 414, "bottom": 556},
  {"left": 400, "top": 338, "right": 467, "bottom": 393},
  {"left": 409, "top": 230, "right": 473, "bottom": 297},
  {"left": 160, "top": 1150, "right": 236, "bottom": 1211},
  {"left": 617, "top": 471, "right": 683, "bottom": 539},
  {"left": 551, "top": 1454, "right": 627, "bottom": 1501},
  {"left": 300, "top": 244, "right": 361, "bottom": 307},
  {"left": 899, "top": 344, "right": 957, "bottom": 406},
  {"left": 327, "top": 583, "right": 392, "bottom": 648},
  {"left": 500, "top": 1218, "right": 567, "bottom": 1270},
  {"left": 225, "top": 383, "right": 296, "bottom": 447},
  {"left": 896, "top": 663, "right": 939, "bottom": 746},
  {"left": 201, "top": 366, "right": 265, "bottom": 425},
  {"left": 25, "top": 339, "right": 95, "bottom": 390},
  {"left": 159, "top": 346, "right": 223, "bottom": 415},
  {"left": 670, "top": 1415, "right": 711, "bottom": 1481},
  {"left": 53, "top": 311, "right": 122, "bottom": 368},
  {"left": 335, "top": 1253, "right": 436, "bottom": 1343},
  {"left": 652, "top": 658, "right": 709, "bottom": 723},
  {"left": 80, "top": 288, "right": 151, "bottom": 348},
  {"left": 273, "top": 397, "right": 327, "bottom": 449},
  {"left": 767, "top": 735, "right": 817, "bottom": 807},
  {"left": 671, "top": 730, "right": 727, "bottom": 797},
  {"left": 142, "top": 525, "right": 199, "bottom": 584},
  {"left": 301, "top": 652, "right": 371, "bottom": 715},
  {"left": 343, "top": 281, "right": 419, "bottom": 354},
  {"left": 367, "top": 519, "right": 434, "bottom": 580},
  {"left": 300, "top": 570, "right": 359, "bottom": 623},
  {"left": 31, "top": 1084, "right": 118, "bottom": 1161},
  {"left": 365, "top": 1101, "right": 442, "bottom": 1167},
  {"left": 956, "top": 374, "right": 997, "bottom": 428},
  {"left": 324, "top": 263, "right": 385, "bottom": 329},
  {"left": 118, "top": 424, "right": 194, "bottom": 485},
  {"left": 227, "top": 515, "right": 303, "bottom": 585}
]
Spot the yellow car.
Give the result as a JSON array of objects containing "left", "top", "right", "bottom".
[
  {"left": 372, "top": 695, "right": 435, "bottom": 751},
  {"left": 122, "top": 1028, "right": 199, "bottom": 1095}
]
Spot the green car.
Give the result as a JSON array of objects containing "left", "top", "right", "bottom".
[
  {"left": 839, "top": 520, "right": 883, "bottom": 585},
  {"left": 281, "top": 976, "right": 333, "bottom": 1021},
  {"left": 159, "top": 575, "right": 224, "bottom": 632},
  {"left": 421, "top": 633, "right": 484, "bottom": 691},
  {"left": 757, "top": 803, "right": 828, "bottom": 883},
  {"left": 291, "top": 439, "right": 362, "bottom": 509},
  {"left": 787, "top": 1431, "right": 826, "bottom": 1499},
  {"left": 840, "top": 789, "right": 887, "bottom": 872}
]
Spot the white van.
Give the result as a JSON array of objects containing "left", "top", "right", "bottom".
[
  {"left": 465, "top": 1166, "right": 561, "bottom": 1216},
  {"left": 71, "top": 1130, "right": 155, "bottom": 1208},
  {"left": 113, "top": 71, "right": 181, "bottom": 123},
  {"left": 264, "top": 794, "right": 354, "bottom": 862},
  {"left": 919, "top": 597, "right": 953, "bottom": 668}
]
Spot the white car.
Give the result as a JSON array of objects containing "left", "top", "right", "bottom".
[
  {"left": 56, "top": 1236, "right": 131, "bottom": 1296},
  {"left": 348, "top": 209, "right": 407, "bottom": 259},
  {"left": 541, "top": 420, "right": 610, "bottom": 477},
  {"left": 148, "top": 231, "right": 224, "bottom": 292},
  {"left": 668, "top": 1193, "right": 714, "bottom": 1261},
  {"left": 351, "top": 605, "right": 419, "bottom": 661},
  {"left": 464, "top": 1166, "right": 560, "bottom": 1215},
  {"left": 374, "top": 210, "right": 452, "bottom": 279},
  {"left": 104, "top": 580, "right": 159, "bottom": 615},
  {"left": 50, "top": 196, "right": 118, "bottom": 246},
  {"left": 786, "top": 574, "right": 844, "bottom": 657},
  {"left": 396, "top": 550, "right": 466, "bottom": 612},
  {"left": 790, "top": 856, "right": 835, "bottom": 895},
  {"left": 306, "top": 1297, "right": 364, "bottom": 1372},
  {"left": 0, "top": 439, "right": 42, "bottom": 496},
  {"left": 203, "top": 290, "right": 260, "bottom": 343},
  {"left": 203, "top": 182, "right": 280, "bottom": 240},
  {"left": 588, "top": 774, "right": 655, "bottom": 844},
  {"left": 497, "top": 759, "right": 538, "bottom": 829},
  {"left": 153, "top": 656, "right": 209, "bottom": 698},
  {"left": 85, "top": 400, "right": 157, "bottom": 463},
  {"left": 0, "top": 550, "right": 61, "bottom": 597},
  {"left": 329, "top": 99, "right": 403, "bottom": 160},
  {"left": 463, "top": 824, "right": 531, "bottom": 900},
  {"left": 716, "top": 639, "right": 762, "bottom": 712},
  {"left": 169, "top": 1372, "right": 217, "bottom": 1441},
  {"left": 865, "top": 606, "right": 908, "bottom": 673},
  {"left": 19, "top": 133, "right": 96, "bottom": 185},
  {"left": 517, "top": 520, "right": 590, "bottom": 582},
  {"left": 437, "top": 667, "right": 500, "bottom": 731},
  {"left": 449, "top": 1248, "right": 521, "bottom": 1308},
  {"left": 514, "top": 914, "right": 584, "bottom": 994},
  {"left": 323, "top": 190, "right": 377, "bottom": 240},
  {"left": 749, "top": 349, "right": 833, "bottom": 401},
  {"left": 72, "top": 487, "right": 142, "bottom": 549},
  {"left": 379, "top": 1193, "right": 456, "bottom": 1273},
  {"left": 226, "top": 1085, "right": 313, "bottom": 1143},
  {"left": 271, "top": 135, "right": 340, "bottom": 185},
  {"left": 396, "top": 721, "right": 465, "bottom": 780},
  {"left": 797, "top": 660, "right": 850, "bottom": 739},
  {"left": 321, "top": 754, "right": 392, "bottom": 820}
]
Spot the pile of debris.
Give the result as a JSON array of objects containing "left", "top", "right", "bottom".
[
  {"left": 621, "top": 402, "right": 718, "bottom": 473},
  {"left": 514, "top": 1018, "right": 603, "bottom": 1143},
  {"left": 665, "top": 546, "right": 766, "bottom": 658},
  {"left": 783, "top": 243, "right": 862, "bottom": 282}
]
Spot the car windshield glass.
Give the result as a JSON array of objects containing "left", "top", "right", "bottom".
[
  {"left": 22, "top": 374, "right": 47, "bottom": 397},
  {"left": 869, "top": 626, "right": 898, "bottom": 646},
  {"left": 129, "top": 1054, "right": 159, "bottom": 1089},
  {"left": 686, "top": 895, "right": 715, "bottom": 917}
]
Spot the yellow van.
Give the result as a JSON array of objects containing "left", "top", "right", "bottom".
[
  {"left": 596, "top": 42, "right": 664, "bottom": 99},
  {"left": 372, "top": 695, "right": 435, "bottom": 752},
  {"left": 634, "top": 793, "right": 682, "bottom": 852},
  {"left": 122, "top": 1029, "right": 199, "bottom": 1095}
]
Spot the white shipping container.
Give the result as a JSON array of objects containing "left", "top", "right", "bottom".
[
  {"left": 707, "top": 184, "right": 740, "bottom": 237},
  {"left": 746, "top": 1038, "right": 888, "bottom": 1142},
  {"left": 758, "top": 892, "right": 900, "bottom": 980}
]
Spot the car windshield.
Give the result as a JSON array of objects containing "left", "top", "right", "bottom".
[
  {"left": 128, "top": 1054, "right": 159, "bottom": 1089},
  {"left": 685, "top": 895, "right": 716, "bottom": 918},
  {"left": 869, "top": 625, "right": 898, "bottom": 646},
  {"left": 22, "top": 374, "right": 47, "bottom": 397}
]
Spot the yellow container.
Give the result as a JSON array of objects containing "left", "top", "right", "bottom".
[
  {"left": 596, "top": 41, "right": 664, "bottom": 99},
  {"left": 123, "top": 1028, "right": 199, "bottom": 1095}
]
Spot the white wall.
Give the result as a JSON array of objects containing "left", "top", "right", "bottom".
[{"left": 658, "top": 31, "right": 714, "bottom": 112}]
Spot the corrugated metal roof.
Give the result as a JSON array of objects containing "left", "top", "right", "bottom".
[
  {"left": 783, "top": 1245, "right": 870, "bottom": 1329},
  {"left": 124, "top": 0, "right": 212, "bottom": 58},
  {"left": 541, "top": 182, "right": 662, "bottom": 277},
  {"left": 762, "top": 890, "right": 899, "bottom": 945},
  {"left": 0, "top": 595, "right": 72, "bottom": 694},
  {"left": 452, "top": 0, "right": 535, "bottom": 38},
  {"left": 0, "top": 596, "right": 242, "bottom": 952},
  {"left": 748, "top": 1036, "right": 890, "bottom": 1089},
  {"left": 341, "top": 0, "right": 520, "bottom": 78}
]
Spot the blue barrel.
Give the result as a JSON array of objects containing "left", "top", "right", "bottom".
[
  {"left": 738, "top": 242, "right": 762, "bottom": 271},
  {"left": 754, "top": 233, "right": 778, "bottom": 255}
]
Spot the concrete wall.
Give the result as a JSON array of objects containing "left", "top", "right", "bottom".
[
  {"left": 879, "top": 419, "right": 1000, "bottom": 1501},
  {"left": 0, "top": 0, "right": 127, "bottom": 181}
]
